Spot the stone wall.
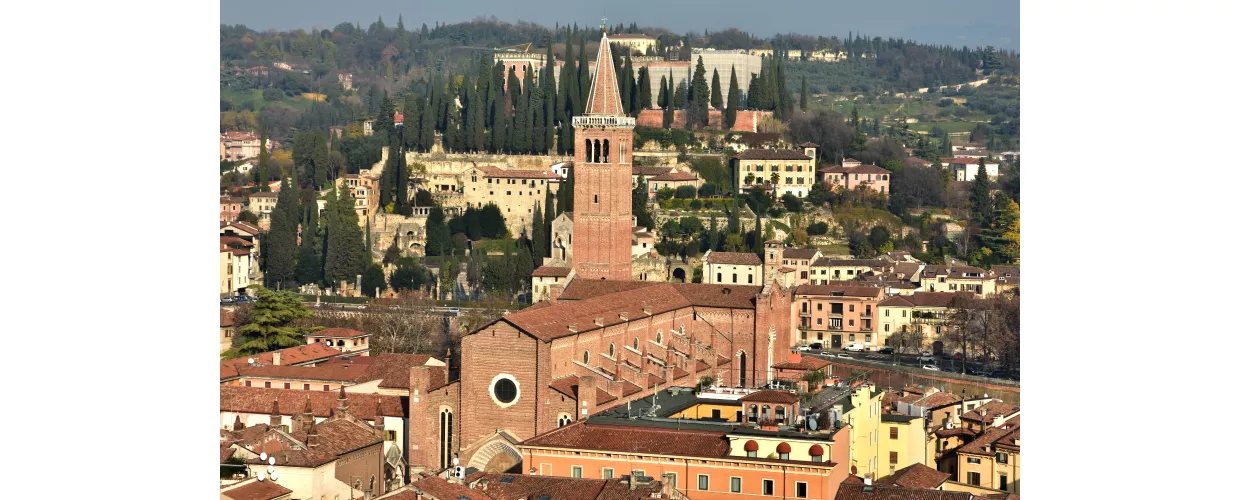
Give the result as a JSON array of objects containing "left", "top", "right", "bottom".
[
  {"left": 635, "top": 109, "right": 772, "bottom": 132},
  {"left": 826, "top": 357, "right": 1021, "bottom": 405}
]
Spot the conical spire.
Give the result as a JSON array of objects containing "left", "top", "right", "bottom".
[
  {"left": 584, "top": 32, "right": 624, "bottom": 116},
  {"left": 338, "top": 386, "right": 349, "bottom": 416}
]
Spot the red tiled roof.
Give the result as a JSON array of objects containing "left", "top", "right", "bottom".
[
  {"left": 475, "top": 165, "right": 560, "bottom": 179},
  {"left": 705, "top": 251, "right": 762, "bottom": 266},
  {"left": 241, "top": 418, "right": 383, "bottom": 467},
  {"left": 557, "top": 279, "right": 659, "bottom": 300},
  {"left": 632, "top": 166, "right": 672, "bottom": 176},
  {"left": 238, "top": 363, "right": 372, "bottom": 383},
  {"left": 961, "top": 400, "right": 1019, "bottom": 423},
  {"left": 532, "top": 265, "right": 573, "bottom": 278},
  {"left": 220, "top": 386, "right": 405, "bottom": 419},
  {"left": 520, "top": 422, "right": 730, "bottom": 458},
  {"left": 585, "top": 33, "right": 625, "bottom": 116},
  {"left": 958, "top": 424, "right": 1020, "bottom": 455},
  {"left": 221, "top": 309, "right": 236, "bottom": 327},
  {"left": 835, "top": 483, "right": 978, "bottom": 500},
  {"left": 222, "top": 479, "right": 293, "bottom": 500},
  {"left": 739, "top": 389, "right": 800, "bottom": 404},
  {"left": 736, "top": 149, "right": 811, "bottom": 161},
  {"left": 875, "top": 463, "right": 950, "bottom": 489},
  {"left": 772, "top": 357, "right": 830, "bottom": 371},
  {"left": 360, "top": 353, "right": 442, "bottom": 390},
  {"left": 793, "top": 285, "right": 883, "bottom": 298},
  {"left": 221, "top": 344, "right": 343, "bottom": 381},
  {"left": 782, "top": 248, "right": 821, "bottom": 260},
  {"left": 650, "top": 172, "right": 697, "bottom": 182},
  {"left": 900, "top": 391, "right": 962, "bottom": 409}
]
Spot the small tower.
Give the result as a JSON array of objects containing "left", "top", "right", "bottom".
[
  {"left": 269, "top": 399, "right": 283, "bottom": 429},
  {"left": 305, "top": 419, "right": 319, "bottom": 449},
  {"left": 337, "top": 386, "right": 350, "bottom": 417},
  {"left": 232, "top": 414, "right": 245, "bottom": 431},
  {"left": 764, "top": 240, "right": 785, "bottom": 284},
  {"left": 294, "top": 394, "right": 313, "bottom": 432}
]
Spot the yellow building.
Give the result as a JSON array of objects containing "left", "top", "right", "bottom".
[
  {"left": 608, "top": 34, "right": 659, "bottom": 55},
  {"left": 811, "top": 383, "right": 885, "bottom": 479},
  {"left": 876, "top": 292, "right": 963, "bottom": 349},
  {"left": 877, "top": 413, "right": 928, "bottom": 479},
  {"left": 955, "top": 420, "right": 1020, "bottom": 495},
  {"left": 921, "top": 263, "right": 997, "bottom": 297},
  {"left": 460, "top": 165, "right": 561, "bottom": 236},
  {"left": 734, "top": 145, "right": 818, "bottom": 198}
]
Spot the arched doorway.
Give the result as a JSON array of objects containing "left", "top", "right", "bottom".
[{"left": 672, "top": 268, "right": 687, "bottom": 283}]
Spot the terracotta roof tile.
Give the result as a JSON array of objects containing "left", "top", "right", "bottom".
[
  {"left": 782, "top": 248, "right": 821, "bottom": 260},
  {"left": 958, "top": 424, "right": 1020, "bottom": 455},
  {"left": 704, "top": 251, "right": 762, "bottom": 266},
  {"left": 961, "top": 400, "right": 1019, "bottom": 423},
  {"left": 739, "top": 389, "right": 800, "bottom": 404},
  {"left": 221, "top": 344, "right": 343, "bottom": 381},
  {"left": 520, "top": 422, "right": 730, "bottom": 458},
  {"left": 222, "top": 479, "right": 293, "bottom": 500},
  {"left": 532, "top": 265, "right": 573, "bottom": 278},
  {"left": 736, "top": 149, "right": 811, "bottom": 161},
  {"left": 220, "top": 386, "right": 406, "bottom": 419},
  {"left": 772, "top": 357, "right": 830, "bottom": 371},
  {"left": 875, "top": 463, "right": 950, "bottom": 489},
  {"left": 632, "top": 166, "right": 672, "bottom": 176},
  {"left": 835, "top": 483, "right": 977, "bottom": 500},
  {"left": 793, "top": 284, "right": 883, "bottom": 298},
  {"left": 237, "top": 363, "right": 372, "bottom": 383}
]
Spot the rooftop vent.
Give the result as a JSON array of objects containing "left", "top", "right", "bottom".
[
  {"left": 642, "top": 306, "right": 652, "bottom": 315},
  {"left": 567, "top": 323, "right": 578, "bottom": 332},
  {"left": 594, "top": 317, "right": 604, "bottom": 326},
  {"left": 619, "top": 311, "right": 629, "bottom": 321}
]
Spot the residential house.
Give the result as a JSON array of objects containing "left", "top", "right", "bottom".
[
  {"left": 943, "top": 158, "right": 1000, "bottom": 182},
  {"left": 220, "top": 343, "right": 350, "bottom": 385},
  {"left": 337, "top": 174, "right": 380, "bottom": 220},
  {"left": 219, "top": 385, "right": 407, "bottom": 460},
  {"left": 247, "top": 191, "right": 279, "bottom": 230},
  {"left": 531, "top": 265, "right": 573, "bottom": 303},
  {"left": 763, "top": 241, "right": 822, "bottom": 286},
  {"left": 457, "top": 165, "right": 562, "bottom": 236},
  {"left": 991, "top": 266, "right": 1019, "bottom": 294},
  {"left": 725, "top": 133, "right": 789, "bottom": 153},
  {"left": 808, "top": 259, "right": 888, "bottom": 285},
  {"left": 877, "top": 414, "right": 930, "bottom": 478},
  {"left": 793, "top": 285, "right": 883, "bottom": 349},
  {"left": 876, "top": 292, "right": 967, "bottom": 350},
  {"left": 702, "top": 250, "right": 764, "bottom": 286},
  {"left": 305, "top": 328, "right": 372, "bottom": 355},
  {"left": 221, "top": 309, "right": 236, "bottom": 354},
  {"left": 649, "top": 170, "right": 701, "bottom": 195},
  {"left": 806, "top": 382, "right": 885, "bottom": 480},
  {"left": 954, "top": 417, "right": 1020, "bottom": 495},
  {"left": 337, "top": 71, "right": 353, "bottom": 90},
  {"left": 608, "top": 33, "right": 659, "bottom": 56},
  {"left": 221, "top": 131, "right": 273, "bottom": 161},
  {"left": 921, "top": 263, "right": 997, "bottom": 297},
  {"left": 632, "top": 227, "right": 656, "bottom": 258},
  {"left": 223, "top": 389, "right": 395, "bottom": 498},
  {"left": 221, "top": 196, "right": 245, "bottom": 223},
  {"left": 818, "top": 164, "right": 892, "bottom": 195},
  {"left": 734, "top": 145, "right": 817, "bottom": 198},
  {"left": 220, "top": 242, "right": 253, "bottom": 297}
]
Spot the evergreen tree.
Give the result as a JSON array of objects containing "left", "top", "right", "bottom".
[
  {"left": 556, "top": 163, "right": 574, "bottom": 214},
  {"left": 657, "top": 76, "right": 668, "bottom": 108},
  {"left": 256, "top": 126, "right": 270, "bottom": 190},
  {"left": 324, "top": 183, "right": 366, "bottom": 289},
  {"left": 710, "top": 68, "right": 723, "bottom": 109},
  {"left": 542, "top": 188, "right": 555, "bottom": 255},
  {"left": 361, "top": 263, "right": 387, "bottom": 297},
  {"left": 512, "top": 68, "right": 530, "bottom": 153},
  {"left": 365, "top": 218, "right": 373, "bottom": 263},
  {"left": 419, "top": 83, "right": 436, "bottom": 151},
  {"left": 674, "top": 81, "right": 687, "bottom": 108},
  {"left": 621, "top": 53, "right": 634, "bottom": 114},
  {"left": 708, "top": 214, "right": 721, "bottom": 252},
  {"left": 979, "top": 193, "right": 1020, "bottom": 264},
  {"left": 637, "top": 67, "right": 651, "bottom": 112},
  {"left": 543, "top": 37, "right": 557, "bottom": 154},
  {"left": 224, "top": 286, "right": 315, "bottom": 358},
  {"left": 577, "top": 35, "right": 589, "bottom": 116},
  {"left": 799, "top": 75, "right": 808, "bottom": 112},
  {"left": 687, "top": 56, "right": 709, "bottom": 128},
  {"left": 264, "top": 174, "right": 299, "bottom": 290},
  {"left": 531, "top": 200, "right": 546, "bottom": 264},
  {"left": 725, "top": 66, "right": 740, "bottom": 129},
  {"left": 969, "top": 159, "right": 994, "bottom": 227},
  {"left": 295, "top": 202, "right": 322, "bottom": 285},
  {"left": 632, "top": 177, "right": 654, "bottom": 229},
  {"left": 425, "top": 206, "right": 451, "bottom": 256}
]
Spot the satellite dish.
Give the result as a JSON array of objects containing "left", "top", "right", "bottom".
[
  {"left": 258, "top": 471, "right": 267, "bottom": 481},
  {"left": 270, "top": 472, "right": 279, "bottom": 481},
  {"left": 268, "top": 457, "right": 276, "bottom": 465},
  {"left": 267, "top": 465, "right": 275, "bottom": 474},
  {"left": 807, "top": 415, "right": 819, "bottom": 431},
  {"left": 248, "top": 358, "right": 256, "bottom": 364},
  {"left": 260, "top": 452, "right": 268, "bottom": 461}
]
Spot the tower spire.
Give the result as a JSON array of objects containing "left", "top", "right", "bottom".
[{"left": 584, "top": 30, "right": 624, "bottom": 116}]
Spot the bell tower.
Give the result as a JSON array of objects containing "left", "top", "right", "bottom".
[{"left": 572, "top": 31, "right": 634, "bottom": 281}]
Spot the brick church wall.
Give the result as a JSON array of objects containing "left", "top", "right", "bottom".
[{"left": 635, "top": 109, "right": 774, "bottom": 132}]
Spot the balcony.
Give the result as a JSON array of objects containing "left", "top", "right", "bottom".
[{"left": 799, "top": 311, "right": 811, "bottom": 317}]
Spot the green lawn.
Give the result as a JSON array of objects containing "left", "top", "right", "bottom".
[{"left": 221, "top": 87, "right": 321, "bottom": 113}]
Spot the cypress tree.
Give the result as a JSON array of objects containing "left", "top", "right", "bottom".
[
  {"left": 560, "top": 26, "right": 575, "bottom": 121},
  {"left": 662, "top": 80, "right": 674, "bottom": 128},
  {"left": 543, "top": 37, "right": 557, "bottom": 154},
  {"left": 689, "top": 56, "right": 709, "bottom": 128},
  {"left": 543, "top": 187, "right": 555, "bottom": 255},
  {"left": 295, "top": 201, "right": 322, "bottom": 285},
  {"left": 708, "top": 214, "right": 720, "bottom": 252},
  {"left": 969, "top": 159, "right": 994, "bottom": 228},
  {"left": 799, "top": 75, "right": 809, "bottom": 112},
  {"left": 710, "top": 68, "right": 723, "bottom": 109},
  {"left": 365, "top": 218, "right": 373, "bottom": 264},
  {"left": 324, "top": 183, "right": 366, "bottom": 289},
  {"left": 674, "top": 81, "right": 687, "bottom": 109},
  {"left": 265, "top": 174, "right": 300, "bottom": 290},
  {"left": 531, "top": 84, "right": 545, "bottom": 154},
  {"left": 725, "top": 66, "right": 740, "bottom": 129},
  {"left": 657, "top": 76, "right": 668, "bottom": 108},
  {"left": 511, "top": 68, "right": 529, "bottom": 153},
  {"left": 395, "top": 149, "right": 409, "bottom": 208},
  {"left": 638, "top": 67, "right": 651, "bottom": 112},
  {"left": 531, "top": 200, "right": 546, "bottom": 264},
  {"left": 419, "top": 81, "right": 435, "bottom": 151},
  {"left": 577, "top": 35, "right": 589, "bottom": 114},
  {"left": 621, "top": 53, "right": 634, "bottom": 114}
]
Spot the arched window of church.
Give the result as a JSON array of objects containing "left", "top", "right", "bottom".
[
  {"left": 656, "top": 331, "right": 663, "bottom": 345},
  {"left": 603, "top": 139, "right": 610, "bottom": 163},
  {"left": 608, "top": 343, "right": 615, "bottom": 358},
  {"left": 633, "top": 337, "right": 639, "bottom": 350},
  {"left": 558, "top": 414, "right": 572, "bottom": 427},
  {"left": 583, "top": 351, "right": 590, "bottom": 365}
]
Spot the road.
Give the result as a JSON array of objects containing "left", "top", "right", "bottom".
[{"left": 804, "top": 349, "right": 1018, "bottom": 381}]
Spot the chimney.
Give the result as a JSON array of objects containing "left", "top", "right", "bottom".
[
  {"left": 270, "top": 399, "right": 283, "bottom": 428},
  {"left": 789, "top": 351, "right": 802, "bottom": 363},
  {"left": 642, "top": 305, "right": 652, "bottom": 315},
  {"left": 306, "top": 419, "right": 319, "bottom": 448},
  {"left": 272, "top": 351, "right": 282, "bottom": 366},
  {"left": 337, "top": 386, "right": 350, "bottom": 416},
  {"left": 548, "top": 284, "right": 564, "bottom": 304},
  {"left": 373, "top": 400, "right": 386, "bottom": 439},
  {"left": 295, "top": 395, "right": 313, "bottom": 432},
  {"left": 578, "top": 375, "right": 597, "bottom": 419},
  {"left": 233, "top": 414, "right": 245, "bottom": 431},
  {"left": 863, "top": 474, "right": 872, "bottom": 486}
]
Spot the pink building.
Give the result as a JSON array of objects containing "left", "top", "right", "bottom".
[
  {"left": 221, "top": 132, "right": 273, "bottom": 162},
  {"left": 817, "top": 163, "right": 891, "bottom": 194},
  {"left": 220, "top": 196, "right": 244, "bottom": 224}
]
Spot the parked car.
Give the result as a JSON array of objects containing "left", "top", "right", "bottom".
[
  {"left": 810, "top": 343, "right": 823, "bottom": 350},
  {"left": 796, "top": 345, "right": 812, "bottom": 352},
  {"left": 843, "top": 343, "right": 866, "bottom": 352},
  {"left": 878, "top": 347, "right": 894, "bottom": 355},
  {"left": 836, "top": 353, "right": 853, "bottom": 359},
  {"left": 917, "top": 353, "right": 935, "bottom": 363},
  {"left": 220, "top": 297, "right": 235, "bottom": 304},
  {"left": 922, "top": 365, "right": 941, "bottom": 371}
]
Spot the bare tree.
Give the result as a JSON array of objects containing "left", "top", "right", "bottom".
[{"left": 887, "top": 326, "right": 926, "bottom": 363}]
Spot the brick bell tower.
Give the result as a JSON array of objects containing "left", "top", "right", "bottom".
[{"left": 572, "top": 30, "right": 634, "bottom": 281}]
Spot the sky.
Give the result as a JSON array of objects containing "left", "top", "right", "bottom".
[{"left": 220, "top": 0, "right": 1020, "bottom": 52}]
